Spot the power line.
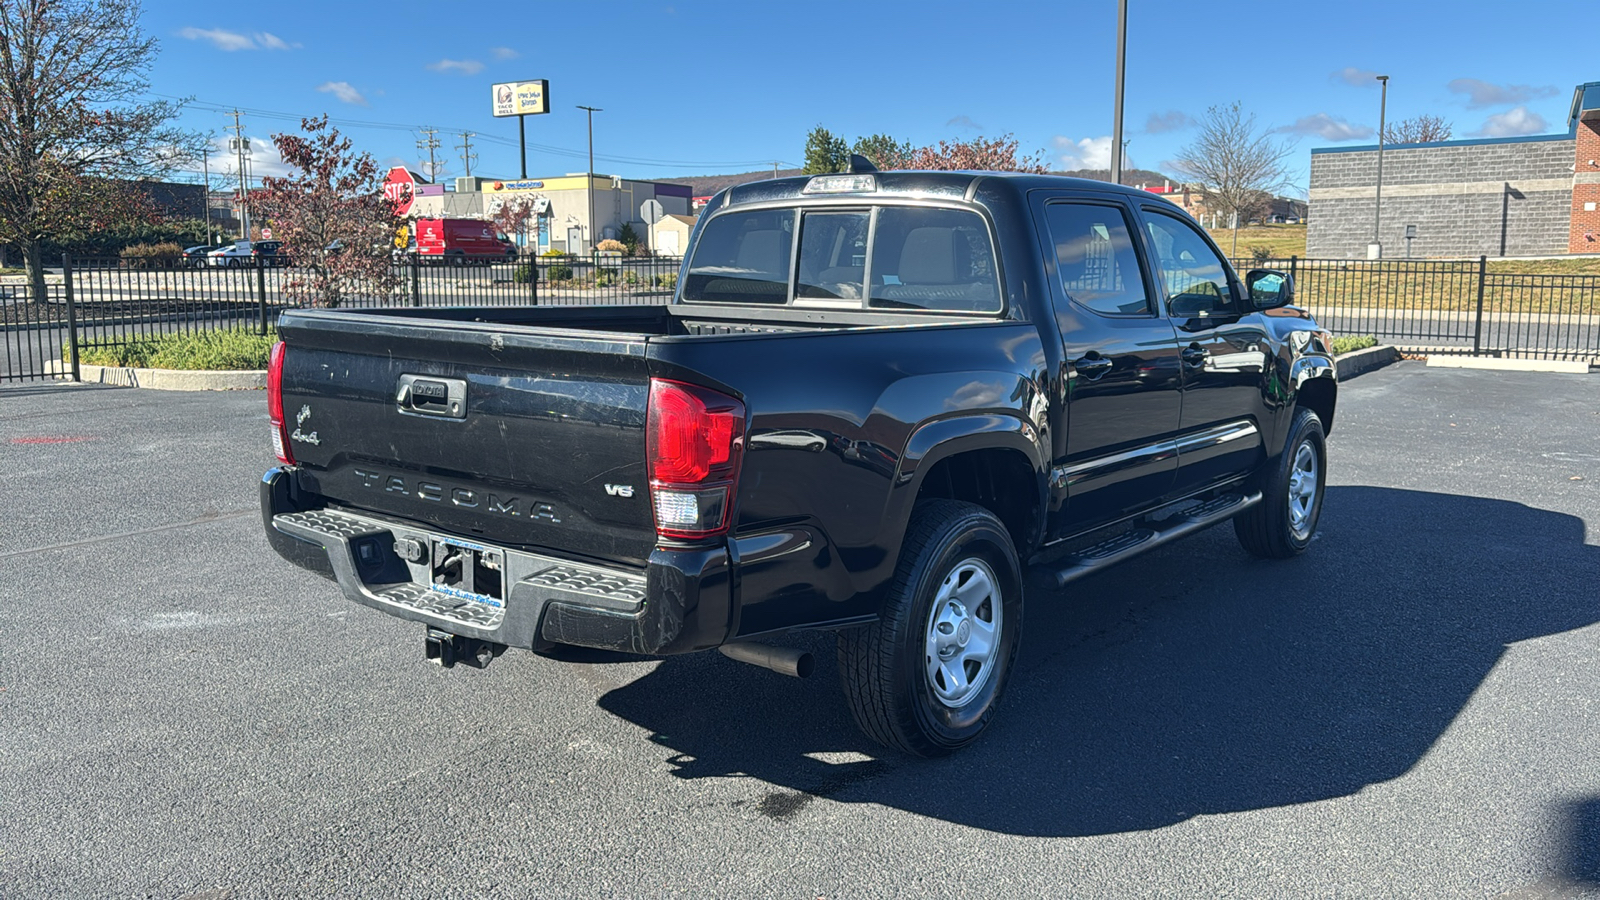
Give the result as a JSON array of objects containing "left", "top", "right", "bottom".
[{"left": 160, "top": 95, "right": 789, "bottom": 170}]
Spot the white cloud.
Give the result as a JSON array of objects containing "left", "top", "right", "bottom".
[
  {"left": 177, "top": 27, "right": 298, "bottom": 51},
  {"left": 1052, "top": 135, "right": 1112, "bottom": 170},
  {"left": 1145, "top": 110, "right": 1195, "bottom": 134},
  {"left": 491, "top": 47, "right": 519, "bottom": 60},
  {"left": 428, "top": 58, "right": 484, "bottom": 75},
  {"left": 178, "top": 27, "right": 255, "bottom": 51},
  {"left": 316, "top": 81, "right": 368, "bottom": 106},
  {"left": 946, "top": 115, "right": 983, "bottom": 131},
  {"left": 1332, "top": 67, "right": 1384, "bottom": 87},
  {"left": 1473, "top": 106, "right": 1548, "bottom": 137},
  {"left": 1448, "top": 78, "right": 1557, "bottom": 109},
  {"left": 180, "top": 136, "right": 294, "bottom": 182},
  {"left": 1276, "top": 113, "right": 1373, "bottom": 142}
]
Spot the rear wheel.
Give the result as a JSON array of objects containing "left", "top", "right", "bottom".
[
  {"left": 1235, "top": 406, "right": 1326, "bottom": 558},
  {"left": 838, "top": 500, "right": 1023, "bottom": 757}
]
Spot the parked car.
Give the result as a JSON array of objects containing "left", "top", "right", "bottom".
[
  {"left": 182, "top": 244, "right": 221, "bottom": 267},
  {"left": 261, "top": 167, "right": 1337, "bottom": 757},
  {"left": 252, "top": 240, "right": 290, "bottom": 267},
  {"left": 207, "top": 241, "right": 253, "bottom": 267}
]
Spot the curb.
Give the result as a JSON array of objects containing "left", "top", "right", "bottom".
[
  {"left": 46, "top": 360, "right": 264, "bottom": 390},
  {"left": 1334, "top": 345, "right": 1400, "bottom": 380},
  {"left": 1424, "top": 356, "right": 1592, "bottom": 374}
]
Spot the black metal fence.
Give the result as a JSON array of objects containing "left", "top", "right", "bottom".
[
  {"left": 4, "top": 252, "right": 1596, "bottom": 384},
  {"left": 1, "top": 252, "right": 686, "bottom": 383},
  {"left": 1235, "top": 256, "right": 1598, "bottom": 362}
]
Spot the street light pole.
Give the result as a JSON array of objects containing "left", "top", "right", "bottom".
[
  {"left": 577, "top": 105, "right": 602, "bottom": 254},
  {"left": 1373, "top": 74, "right": 1389, "bottom": 259},
  {"left": 1110, "top": 0, "right": 1128, "bottom": 186}
]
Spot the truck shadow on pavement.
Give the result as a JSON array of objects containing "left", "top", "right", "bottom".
[{"left": 596, "top": 486, "right": 1600, "bottom": 837}]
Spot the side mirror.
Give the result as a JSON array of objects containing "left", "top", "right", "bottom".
[{"left": 1245, "top": 269, "right": 1295, "bottom": 310}]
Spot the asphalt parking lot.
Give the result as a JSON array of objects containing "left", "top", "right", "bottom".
[{"left": 1, "top": 361, "right": 1597, "bottom": 899}]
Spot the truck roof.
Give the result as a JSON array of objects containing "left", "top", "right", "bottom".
[{"left": 711, "top": 170, "right": 1182, "bottom": 214}]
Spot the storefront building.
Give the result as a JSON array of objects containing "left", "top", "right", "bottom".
[{"left": 387, "top": 168, "right": 692, "bottom": 254}]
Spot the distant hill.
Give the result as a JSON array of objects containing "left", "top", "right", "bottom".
[
  {"left": 1054, "top": 168, "right": 1181, "bottom": 188},
  {"left": 650, "top": 168, "right": 805, "bottom": 198}
]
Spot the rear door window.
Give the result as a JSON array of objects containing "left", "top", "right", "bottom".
[
  {"left": 1042, "top": 202, "right": 1151, "bottom": 316},
  {"left": 868, "top": 207, "right": 1000, "bottom": 313},
  {"left": 682, "top": 209, "right": 795, "bottom": 304}
]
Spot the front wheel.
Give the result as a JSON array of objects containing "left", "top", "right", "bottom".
[
  {"left": 838, "top": 500, "right": 1023, "bottom": 757},
  {"left": 1235, "top": 406, "right": 1327, "bottom": 558}
]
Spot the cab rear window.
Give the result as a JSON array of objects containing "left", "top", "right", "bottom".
[{"left": 683, "top": 205, "right": 1000, "bottom": 313}]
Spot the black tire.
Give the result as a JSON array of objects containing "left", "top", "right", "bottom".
[
  {"left": 837, "top": 500, "right": 1023, "bottom": 757},
  {"left": 226, "top": 257, "right": 240, "bottom": 268},
  {"left": 1235, "top": 406, "right": 1327, "bottom": 559}
]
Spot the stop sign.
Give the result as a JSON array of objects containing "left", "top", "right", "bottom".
[{"left": 384, "top": 166, "right": 416, "bottom": 216}]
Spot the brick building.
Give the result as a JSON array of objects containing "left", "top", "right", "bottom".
[{"left": 1308, "top": 81, "right": 1600, "bottom": 258}]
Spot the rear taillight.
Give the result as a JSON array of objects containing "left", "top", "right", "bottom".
[
  {"left": 647, "top": 378, "right": 745, "bottom": 540},
  {"left": 267, "top": 341, "right": 294, "bottom": 464}
]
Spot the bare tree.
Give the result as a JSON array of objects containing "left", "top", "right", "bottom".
[
  {"left": 1171, "top": 103, "right": 1293, "bottom": 257},
  {"left": 0, "top": 0, "right": 192, "bottom": 301},
  {"left": 247, "top": 116, "right": 401, "bottom": 308},
  {"left": 1382, "top": 114, "right": 1452, "bottom": 145}
]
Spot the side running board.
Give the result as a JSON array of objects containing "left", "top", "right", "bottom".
[{"left": 1046, "top": 491, "right": 1262, "bottom": 588}]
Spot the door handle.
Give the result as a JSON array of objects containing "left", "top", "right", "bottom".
[
  {"left": 1181, "top": 346, "right": 1209, "bottom": 367},
  {"left": 1073, "top": 355, "right": 1114, "bottom": 379}
]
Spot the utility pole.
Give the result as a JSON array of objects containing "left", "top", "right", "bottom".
[
  {"left": 229, "top": 110, "right": 251, "bottom": 241},
  {"left": 577, "top": 105, "right": 602, "bottom": 254},
  {"left": 1110, "top": 0, "right": 1128, "bottom": 186},
  {"left": 457, "top": 131, "right": 477, "bottom": 179},
  {"left": 201, "top": 146, "right": 213, "bottom": 243},
  {"left": 773, "top": 161, "right": 779, "bottom": 178},
  {"left": 416, "top": 128, "right": 441, "bottom": 182},
  {"left": 1372, "top": 75, "right": 1390, "bottom": 259}
]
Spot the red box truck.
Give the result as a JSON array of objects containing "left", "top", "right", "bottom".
[{"left": 413, "top": 218, "right": 516, "bottom": 264}]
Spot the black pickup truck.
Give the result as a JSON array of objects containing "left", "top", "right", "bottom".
[{"left": 262, "top": 167, "right": 1337, "bottom": 756}]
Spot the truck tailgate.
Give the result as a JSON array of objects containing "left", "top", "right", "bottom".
[{"left": 277, "top": 310, "right": 656, "bottom": 565}]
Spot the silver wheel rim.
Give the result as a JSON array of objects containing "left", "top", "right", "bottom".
[
  {"left": 924, "top": 557, "right": 1003, "bottom": 709},
  {"left": 1288, "top": 440, "right": 1320, "bottom": 539}
]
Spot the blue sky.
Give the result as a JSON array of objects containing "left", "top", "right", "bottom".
[{"left": 144, "top": 0, "right": 1590, "bottom": 196}]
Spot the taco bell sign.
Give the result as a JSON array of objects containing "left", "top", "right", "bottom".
[{"left": 492, "top": 80, "right": 550, "bottom": 117}]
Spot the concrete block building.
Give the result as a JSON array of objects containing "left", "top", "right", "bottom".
[{"left": 1308, "top": 81, "right": 1600, "bottom": 258}]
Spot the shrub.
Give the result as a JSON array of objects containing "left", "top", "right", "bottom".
[
  {"left": 72, "top": 327, "right": 278, "bottom": 370},
  {"left": 623, "top": 270, "right": 639, "bottom": 285},
  {"left": 596, "top": 238, "right": 626, "bottom": 253},
  {"left": 618, "top": 222, "right": 641, "bottom": 255},
  {"left": 652, "top": 272, "right": 679, "bottom": 289},
  {"left": 1249, "top": 245, "right": 1273, "bottom": 263},
  {"left": 595, "top": 268, "right": 619, "bottom": 288},
  {"left": 547, "top": 264, "right": 573, "bottom": 282},
  {"left": 541, "top": 248, "right": 569, "bottom": 258},
  {"left": 512, "top": 263, "right": 536, "bottom": 284},
  {"left": 120, "top": 242, "right": 184, "bottom": 270},
  {"left": 1330, "top": 335, "right": 1378, "bottom": 355}
]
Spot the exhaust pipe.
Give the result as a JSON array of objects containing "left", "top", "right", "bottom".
[{"left": 718, "top": 642, "right": 813, "bottom": 678}]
